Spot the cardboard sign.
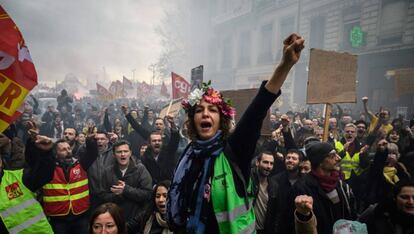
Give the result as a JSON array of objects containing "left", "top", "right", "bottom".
[
  {"left": 222, "top": 88, "right": 271, "bottom": 135},
  {"left": 393, "top": 68, "right": 414, "bottom": 97},
  {"left": 307, "top": 49, "right": 357, "bottom": 104},
  {"left": 159, "top": 98, "right": 183, "bottom": 118}
]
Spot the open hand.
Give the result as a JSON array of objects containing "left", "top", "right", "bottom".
[
  {"left": 34, "top": 135, "right": 53, "bottom": 151},
  {"left": 27, "top": 121, "right": 40, "bottom": 142}
]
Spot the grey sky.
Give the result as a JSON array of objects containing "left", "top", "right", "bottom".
[{"left": 2, "top": 0, "right": 165, "bottom": 85}]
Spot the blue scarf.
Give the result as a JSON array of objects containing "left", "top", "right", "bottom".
[{"left": 167, "top": 130, "right": 224, "bottom": 233}]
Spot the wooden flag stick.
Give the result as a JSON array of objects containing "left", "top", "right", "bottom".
[
  {"left": 166, "top": 100, "right": 173, "bottom": 116},
  {"left": 322, "top": 103, "right": 332, "bottom": 142}
]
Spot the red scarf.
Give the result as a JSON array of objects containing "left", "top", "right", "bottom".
[{"left": 311, "top": 170, "right": 341, "bottom": 192}]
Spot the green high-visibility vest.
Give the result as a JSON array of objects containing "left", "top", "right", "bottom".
[
  {"left": 335, "top": 140, "right": 362, "bottom": 180},
  {"left": 0, "top": 169, "right": 53, "bottom": 234},
  {"left": 211, "top": 152, "right": 256, "bottom": 234}
]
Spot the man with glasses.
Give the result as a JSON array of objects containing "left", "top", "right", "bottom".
[
  {"left": 354, "top": 120, "right": 368, "bottom": 145},
  {"left": 335, "top": 123, "right": 368, "bottom": 181}
]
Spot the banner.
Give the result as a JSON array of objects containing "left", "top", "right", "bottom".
[
  {"left": 123, "top": 76, "right": 133, "bottom": 90},
  {"left": 222, "top": 88, "right": 271, "bottom": 136},
  {"left": 96, "top": 83, "right": 113, "bottom": 100},
  {"left": 160, "top": 81, "right": 169, "bottom": 98},
  {"left": 115, "top": 80, "right": 125, "bottom": 97},
  {"left": 159, "top": 98, "right": 183, "bottom": 118},
  {"left": 191, "top": 65, "right": 203, "bottom": 91},
  {"left": 393, "top": 68, "right": 414, "bottom": 97},
  {"left": 137, "top": 81, "right": 152, "bottom": 97},
  {"left": 171, "top": 72, "right": 191, "bottom": 99},
  {"left": 0, "top": 6, "right": 38, "bottom": 132},
  {"left": 306, "top": 49, "right": 357, "bottom": 104}
]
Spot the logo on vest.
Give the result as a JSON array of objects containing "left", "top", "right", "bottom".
[
  {"left": 72, "top": 168, "right": 81, "bottom": 180},
  {"left": 5, "top": 182, "right": 23, "bottom": 200}
]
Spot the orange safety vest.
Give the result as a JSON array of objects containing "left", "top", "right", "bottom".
[{"left": 42, "top": 162, "right": 90, "bottom": 216}]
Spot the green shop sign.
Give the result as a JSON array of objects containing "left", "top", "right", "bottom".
[{"left": 350, "top": 25, "right": 364, "bottom": 48}]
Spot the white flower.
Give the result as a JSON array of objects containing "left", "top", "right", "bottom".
[{"left": 188, "top": 88, "right": 204, "bottom": 106}]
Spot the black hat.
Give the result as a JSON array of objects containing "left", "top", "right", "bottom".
[{"left": 305, "top": 142, "right": 334, "bottom": 169}]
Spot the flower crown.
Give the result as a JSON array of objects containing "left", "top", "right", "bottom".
[{"left": 181, "top": 81, "right": 235, "bottom": 118}]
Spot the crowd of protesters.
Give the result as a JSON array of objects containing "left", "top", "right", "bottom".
[{"left": 1, "top": 33, "right": 414, "bottom": 234}]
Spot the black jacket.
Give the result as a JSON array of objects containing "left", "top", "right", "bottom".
[
  {"left": 363, "top": 149, "right": 411, "bottom": 206},
  {"left": 282, "top": 173, "right": 356, "bottom": 234},
  {"left": 141, "top": 128, "right": 180, "bottom": 185},
  {"left": 359, "top": 200, "right": 414, "bottom": 234},
  {"left": 100, "top": 158, "right": 152, "bottom": 222},
  {"left": 172, "top": 82, "right": 280, "bottom": 233}
]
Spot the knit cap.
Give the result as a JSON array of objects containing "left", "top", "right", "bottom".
[{"left": 305, "top": 142, "right": 334, "bottom": 168}]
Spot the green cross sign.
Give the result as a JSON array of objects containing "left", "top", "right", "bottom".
[{"left": 350, "top": 26, "right": 364, "bottom": 48}]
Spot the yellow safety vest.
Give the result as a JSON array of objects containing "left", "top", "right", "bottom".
[
  {"left": 0, "top": 169, "right": 53, "bottom": 234},
  {"left": 335, "top": 140, "right": 362, "bottom": 180}
]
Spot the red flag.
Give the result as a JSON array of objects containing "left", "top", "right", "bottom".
[
  {"left": 137, "top": 81, "right": 152, "bottom": 97},
  {"left": 109, "top": 81, "right": 117, "bottom": 94},
  {"left": 0, "top": 6, "right": 38, "bottom": 132},
  {"left": 96, "top": 83, "right": 113, "bottom": 99},
  {"left": 171, "top": 72, "right": 191, "bottom": 99},
  {"left": 123, "top": 76, "right": 133, "bottom": 89},
  {"left": 160, "top": 81, "right": 169, "bottom": 98},
  {"left": 115, "top": 80, "right": 125, "bottom": 97}
]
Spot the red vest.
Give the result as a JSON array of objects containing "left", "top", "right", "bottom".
[{"left": 42, "top": 162, "right": 90, "bottom": 216}]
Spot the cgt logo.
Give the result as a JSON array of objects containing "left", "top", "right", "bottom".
[
  {"left": 5, "top": 182, "right": 23, "bottom": 200},
  {"left": 174, "top": 80, "right": 191, "bottom": 94}
]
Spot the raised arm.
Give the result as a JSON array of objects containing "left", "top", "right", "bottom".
[
  {"left": 362, "top": 97, "right": 374, "bottom": 121},
  {"left": 122, "top": 105, "right": 151, "bottom": 139},
  {"left": 264, "top": 33, "right": 304, "bottom": 94},
  {"left": 228, "top": 33, "right": 304, "bottom": 179}
]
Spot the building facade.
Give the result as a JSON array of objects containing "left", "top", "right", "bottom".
[{"left": 183, "top": 0, "right": 414, "bottom": 116}]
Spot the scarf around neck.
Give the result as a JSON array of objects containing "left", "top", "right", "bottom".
[
  {"left": 312, "top": 170, "right": 341, "bottom": 192},
  {"left": 167, "top": 130, "right": 224, "bottom": 233}
]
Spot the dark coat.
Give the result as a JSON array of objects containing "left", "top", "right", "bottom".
[
  {"left": 363, "top": 149, "right": 411, "bottom": 206},
  {"left": 358, "top": 200, "right": 414, "bottom": 234},
  {"left": 282, "top": 173, "right": 356, "bottom": 234},
  {"left": 251, "top": 168, "right": 300, "bottom": 234},
  {"left": 100, "top": 159, "right": 152, "bottom": 222},
  {"left": 141, "top": 128, "right": 179, "bottom": 185}
]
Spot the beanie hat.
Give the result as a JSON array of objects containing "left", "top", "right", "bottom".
[{"left": 305, "top": 142, "right": 334, "bottom": 168}]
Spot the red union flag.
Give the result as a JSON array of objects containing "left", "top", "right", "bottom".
[
  {"left": 171, "top": 72, "right": 191, "bottom": 99},
  {"left": 0, "top": 6, "right": 38, "bottom": 132},
  {"left": 137, "top": 81, "right": 152, "bottom": 96},
  {"left": 96, "top": 83, "right": 113, "bottom": 99},
  {"left": 123, "top": 76, "right": 133, "bottom": 89},
  {"left": 160, "top": 81, "right": 169, "bottom": 98}
]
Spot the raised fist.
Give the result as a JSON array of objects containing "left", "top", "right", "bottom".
[
  {"left": 282, "top": 33, "right": 305, "bottom": 66},
  {"left": 295, "top": 195, "right": 313, "bottom": 216},
  {"left": 362, "top": 97, "right": 368, "bottom": 103}
]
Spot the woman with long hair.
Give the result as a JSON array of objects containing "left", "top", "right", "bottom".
[
  {"left": 167, "top": 33, "right": 305, "bottom": 233},
  {"left": 128, "top": 181, "right": 172, "bottom": 234}
]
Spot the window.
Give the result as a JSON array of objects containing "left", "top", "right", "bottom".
[
  {"left": 238, "top": 31, "right": 251, "bottom": 67},
  {"left": 378, "top": 0, "right": 407, "bottom": 45},
  {"left": 221, "top": 37, "right": 232, "bottom": 69},
  {"left": 276, "top": 17, "right": 295, "bottom": 60},
  {"left": 309, "top": 16, "right": 326, "bottom": 49},
  {"left": 258, "top": 23, "right": 273, "bottom": 64}
]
